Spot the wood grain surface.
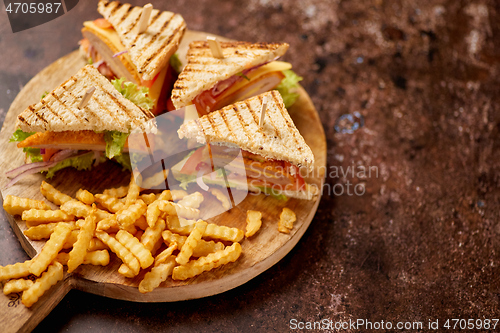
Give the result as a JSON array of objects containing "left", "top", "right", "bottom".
[{"left": 0, "top": 30, "right": 326, "bottom": 332}]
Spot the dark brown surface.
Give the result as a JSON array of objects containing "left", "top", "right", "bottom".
[{"left": 1, "top": 0, "right": 499, "bottom": 332}]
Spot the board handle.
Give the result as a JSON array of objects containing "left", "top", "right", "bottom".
[{"left": 0, "top": 275, "right": 71, "bottom": 333}]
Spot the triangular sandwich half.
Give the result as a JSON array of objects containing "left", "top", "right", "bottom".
[
  {"left": 171, "top": 41, "right": 299, "bottom": 115},
  {"left": 176, "top": 90, "right": 317, "bottom": 200},
  {"left": 80, "top": 0, "right": 186, "bottom": 114},
  {"left": 8, "top": 65, "right": 156, "bottom": 186}
]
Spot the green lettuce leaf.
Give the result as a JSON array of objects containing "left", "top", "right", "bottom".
[
  {"left": 10, "top": 129, "right": 35, "bottom": 142},
  {"left": 23, "top": 148, "right": 43, "bottom": 163},
  {"left": 276, "top": 69, "right": 303, "bottom": 108},
  {"left": 45, "top": 152, "right": 96, "bottom": 178},
  {"left": 104, "top": 131, "right": 129, "bottom": 159},
  {"left": 256, "top": 186, "right": 289, "bottom": 201},
  {"left": 111, "top": 78, "right": 154, "bottom": 110},
  {"left": 170, "top": 53, "right": 182, "bottom": 74},
  {"left": 113, "top": 153, "right": 132, "bottom": 171}
]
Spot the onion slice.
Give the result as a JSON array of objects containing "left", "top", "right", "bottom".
[
  {"left": 112, "top": 50, "right": 128, "bottom": 58},
  {"left": 49, "top": 149, "right": 78, "bottom": 162},
  {"left": 93, "top": 59, "right": 105, "bottom": 68},
  {"left": 5, "top": 161, "right": 59, "bottom": 188}
]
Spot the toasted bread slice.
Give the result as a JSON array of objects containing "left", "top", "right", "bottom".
[
  {"left": 171, "top": 41, "right": 289, "bottom": 110},
  {"left": 15, "top": 65, "right": 155, "bottom": 133},
  {"left": 97, "top": 0, "right": 186, "bottom": 81},
  {"left": 178, "top": 90, "right": 314, "bottom": 171}
]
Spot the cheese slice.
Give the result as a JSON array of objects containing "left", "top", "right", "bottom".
[
  {"left": 83, "top": 20, "right": 168, "bottom": 109},
  {"left": 222, "top": 61, "right": 292, "bottom": 98}
]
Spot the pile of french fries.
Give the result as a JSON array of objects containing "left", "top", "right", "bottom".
[{"left": 0, "top": 172, "right": 297, "bottom": 308}]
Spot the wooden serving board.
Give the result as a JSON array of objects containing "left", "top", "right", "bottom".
[{"left": 0, "top": 30, "right": 326, "bottom": 332}]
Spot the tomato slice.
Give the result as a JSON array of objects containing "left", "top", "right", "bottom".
[
  {"left": 42, "top": 148, "right": 59, "bottom": 162},
  {"left": 180, "top": 146, "right": 211, "bottom": 175},
  {"left": 93, "top": 18, "right": 113, "bottom": 29}
]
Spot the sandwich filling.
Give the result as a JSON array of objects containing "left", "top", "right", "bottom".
[{"left": 80, "top": 19, "right": 180, "bottom": 115}]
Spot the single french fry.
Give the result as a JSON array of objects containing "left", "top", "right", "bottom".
[
  {"left": 139, "top": 256, "right": 176, "bottom": 293},
  {"left": 140, "top": 193, "right": 157, "bottom": 205},
  {"left": 158, "top": 190, "right": 173, "bottom": 201},
  {"left": 125, "top": 173, "right": 142, "bottom": 207},
  {"left": 172, "top": 242, "right": 242, "bottom": 280},
  {"left": 97, "top": 216, "right": 118, "bottom": 232},
  {"left": 103, "top": 185, "right": 129, "bottom": 198},
  {"left": 141, "top": 218, "right": 166, "bottom": 252},
  {"left": 176, "top": 221, "right": 207, "bottom": 265},
  {"left": 22, "top": 209, "right": 74, "bottom": 226},
  {"left": 170, "top": 190, "right": 187, "bottom": 201},
  {"left": 24, "top": 222, "right": 75, "bottom": 241},
  {"left": 0, "top": 260, "right": 32, "bottom": 282},
  {"left": 162, "top": 230, "right": 224, "bottom": 258},
  {"left": 158, "top": 201, "right": 200, "bottom": 220},
  {"left": 68, "top": 206, "right": 97, "bottom": 273},
  {"left": 60, "top": 199, "right": 111, "bottom": 221},
  {"left": 245, "top": 210, "right": 262, "bottom": 238},
  {"left": 22, "top": 261, "right": 63, "bottom": 307},
  {"left": 135, "top": 215, "right": 149, "bottom": 230},
  {"left": 3, "top": 195, "right": 50, "bottom": 216},
  {"left": 95, "top": 193, "right": 125, "bottom": 213},
  {"left": 95, "top": 231, "right": 140, "bottom": 276},
  {"left": 116, "top": 199, "right": 147, "bottom": 228},
  {"left": 3, "top": 279, "right": 34, "bottom": 295},
  {"left": 278, "top": 207, "right": 296, "bottom": 233},
  {"left": 154, "top": 243, "right": 177, "bottom": 266},
  {"left": 205, "top": 223, "right": 244, "bottom": 243},
  {"left": 30, "top": 223, "right": 73, "bottom": 276},
  {"left": 116, "top": 230, "right": 154, "bottom": 269},
  {"left": 177, "top": 192, "right": 204, "bottom": 209},
  {"left": 40, "top": 181, "right": 72, "bottom": 205},
  {"left": 56, "top": 250, "right": 110, "bottom": 266},
  {"left": 146, "top": 201, "right": 161, "bottom": 228},
  {"left": 141, "top": 169, "right": 169, "bottom": 190},
  {"left": 210, "top": 188, "right": 230, "bottom": 210},
  {"left": 62, "top": 230, "right": 79, "bottom": 249},
  {"left": 76, "top": 189, "right": 95, "bottom": 205}
]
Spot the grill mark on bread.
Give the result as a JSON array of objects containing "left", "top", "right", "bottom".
[
  {"left": 114, "top": 3, "right": 132, "bottom": 26},
  {"left": 28, "top": 105, "right": 49, "bottom": 130},
  {"left": 139, "top": 15, "right": 178, "bottom": 72},
  {"left": 50, "top": 89, "right": 87, "bottom": 125},
  {"left": 272, "top": 90, "right": 302, "bottom": 150},
  {"left": 115, "top": 6, "right": 142, "bottom": 36},
  {"left": 234, "top": 104, "right": 254, "bottom": 148},
  {"left": 127, "top": 9, "right": 162, "bottom": 46},
  {"left": 262, "top": 93, "right": 282, "bottom": 142}
]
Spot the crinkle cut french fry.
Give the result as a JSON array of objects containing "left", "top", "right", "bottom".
[
  {"left": 22, "top": 209, "right": 74, "bottom": 226},
  {"left": 94, "top": 193, "right": 125, "bottom": 213},
  {"left": 60, "top": 199, "right": 111, "bottom": 221},
  {"left": 172, "top": 243, "right": 242, "bottom": 280},
  {"left": 140, "top": 193, "right": 157, "bottom": 205},
  {"left": 3, "top": 195, "right": 50, "bottom": 216},
  {"left": 116, "top": 199, "right": 147, "bottom": 228},
  {"left": 56, "top": 250, "right": 109, "bottom": 266},
  {"left": 166, "top": 216, "right": 194, "bottom": 235},
  {"left": 176, "top": 221, "right": 207, "bottom": 265},
  {"left": 210, "top": 188, "right": 230, "bottom": 210},
  {"left": 102, "top": 185, "right": 129, "bottom": 198},
  {"left": 139, "top": 256, "right": 176, "bottom": 294},
  {"left": 135, "top": 215, "right": 149, "bottom": 230},
  {"left": 158, "top": 201, "right": 200, "bottom": 220},
  {"left": 245, "top": 210, "right": 262, "bottom": 238},
  {"left": 154, "top": 243, "right": 177, "bottom": 266},
  {"left": 89, "top": 238, "right": 108, "bottom": 251},
  {"left": 125, "top": 173, "right": 142, "bottom": 207},
  {"left": 3, "top": 279, "right": 34, "bottom": 295},
  {"left": 116, "top": 230, "right": 154, "bottom": 269},
  {"left": 141, "top": 218, "right": 166, "bottom": 252},
  {"left": 40, "top": 181, "right": 72, "bottom": 205},
  {"left": 97, "top": 216, "right": 118, "bottom": 231},
  {"left": 141, "top": 169, "right": 169, "bottom": 190},
  {"left": 162, "top": 230, "right": 224, "bottom": 258},
  {"left": 24, "top": 222, "right": 75, "bottom": 241},
  {"left": 146, "top": 201, "right": 161, "bottom": 228},
  {"left": 205, "top": 223, "right": 244, "bottom": 243},
  {"left": 177, "top": 192, "right": 204, "bottom": 209},
  {"left": 170, "top": 190, "right": 187, "bottom": 201},
  {"left": 158, "top": 190, "right": 172, "bottom": 201},
  {"left": 68, "top": 207, "right": 97, "bottom": 273},
  {"left": 278, "top": 207, "right": 296, "bottom": 233},
  {"left": 95, "top": 231, "right": 140, "bottom": 276},
  {"left": 30, "top": 223, "right": 73, "bottom": 276},
  {"left": 76, "top": 189, "right": 95, "bottom": 205},
  {"left": 0, "top": 260, "right": 32, "bottom": 281},
  {"left": 22, "top": 261, "right": 63, "bottom": 308}
]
